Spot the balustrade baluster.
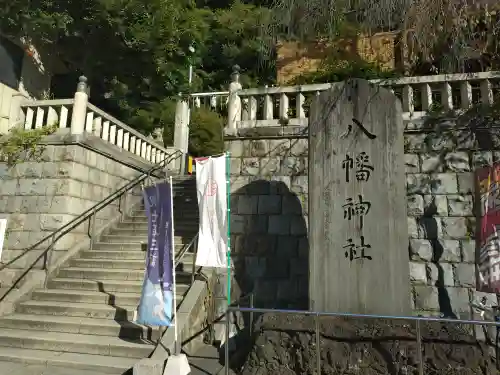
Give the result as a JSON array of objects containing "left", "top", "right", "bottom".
[
  {"left": 109, "top": 125, "right": 117, "bottom": 145},
  {"left": 59, "top": 106, "right": 69, "bottom": 128},
  {"left": 35, "top": 108, "right": 45, "bottom": 128},
  {"left": 402, "top": 85, "right": 414, "bottom": 114},
  {"left": 441, "top": 83, "right": 453, "bottom": 110},
  {"left": 24, "top": 108, "right": 34, "bottom": 129},
  {"left": 141, "top": 142, "right": 147, "bottom": 158},
  {"left": 460, "top": 81, "right": 472, "bottom": 109},
  {"left": 135, "top": 139, "right": 142, "bottom": 156},
  {"left": 85, "top": 112, "right": 94, "bottom": 133},
  {"left": 210, "top": 96, "right": 217, "bottom": 108},
  {"left": 279, "top": 93, "right": 289, "bottom": 121},
  {"left": 102, "top": 121, "right": 110, "bottom": 142},
  {"left": 263, "top": 94, "right": 273, "bottom": 120},
  {"left": 480, "top": 79, "right": 493, "bottom": 105},
  {"left": 46, "top": 106, "right": 58, "bottom": 127},
  {"left": 296, "top": 93, "right": 305, "bottom": 119},
  {"left": 116, "top": 128, "right": 124, "bottom": 148},
  {"left": 123, "top": 132, "right": 130, "bottom": 151},
  {"left": 248, "top": 97, "right": 257, "bottom": 121},
  {"left": 93, "top": 117, "right": 102, "bottom": 137},
  {"left": 130, "top": 136, "right": 136, "bottom": 154},
  {"left": 241, "top": 98, "right": 250, "bottom": 121},
  {"left": 421, "top": 84, "right": 433, "bottom": 111}
]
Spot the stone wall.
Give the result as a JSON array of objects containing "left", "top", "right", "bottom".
[
  {"left": 405, "top": 118, "right": 498, "bottom": 320},
  {"left": 227, "top": 131, "right": 309, "bottom": 309},
  {"left": 226, "top": 120, "right": 498, "bottom": 318},
  {"left": 276, "top": 32, "right": 402, "bottom": 84},
  {"left": 0, "top": 132, "right": 152, "bottom": 289}
]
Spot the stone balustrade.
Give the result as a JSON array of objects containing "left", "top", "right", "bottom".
[
  {"left": 225, "top": 69, "right": 500, "bottom": 128},
  {"left": 189, "top": 91, "right": 229, "bottom": 111},
  {"left": 20, "top": 77, "right": 174, "bottom": 165}
]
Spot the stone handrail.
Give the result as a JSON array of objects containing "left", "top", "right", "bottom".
[
  {"left": 19, "top": 77, "right": 173, "bottom": 164},
  {"left": 226, "top": 70, "right": 500, "bottom": 128}
]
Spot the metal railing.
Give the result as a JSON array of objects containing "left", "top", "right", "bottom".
[
  {"left": 174, "top": 232, "right": 200, "bottom": 286},
  {"left": 0, "top": 149, "right": 196, "bottom": 302},
  {"left": 224, "top": 306, "right": 500, "bottom": 375}
]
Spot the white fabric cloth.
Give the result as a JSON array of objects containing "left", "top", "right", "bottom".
[{"left": 195, "top": 155, "right": 227, "bottom": 268}]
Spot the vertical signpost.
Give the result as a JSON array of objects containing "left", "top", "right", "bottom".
[{"left": 309, "top": 79, "right": 410, "bottom": 315}]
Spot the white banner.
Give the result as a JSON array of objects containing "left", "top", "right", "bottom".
[{"left": 195, "top": 155, "right": 227, "bottom": 268}]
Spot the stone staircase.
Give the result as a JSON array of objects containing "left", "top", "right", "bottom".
[{"left": 0, "top": 176, "right": 199, "bottom": 374}]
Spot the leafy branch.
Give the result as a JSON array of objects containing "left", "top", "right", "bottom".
[{"left": 0, "top": 124, "right": 58, "bottom": 167}]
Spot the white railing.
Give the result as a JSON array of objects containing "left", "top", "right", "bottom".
[
  {"left": 20, "top": 77, "right": 174, "bottom": 164},
  {"left": 226, "top": 71, "right": 500, "bottom": 128},
  {"left": 189, "top": 91, "right": 229, "bottom": 111}
]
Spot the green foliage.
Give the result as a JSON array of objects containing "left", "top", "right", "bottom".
[
  {"left": 0, "top": 124, "right": 58, "bottom": 167},
  {"left": 0, "top": 0, "right": 276, "bottom": 159},
  {"left": 186, "top": 107, "right": 224, "bottom": 157}
]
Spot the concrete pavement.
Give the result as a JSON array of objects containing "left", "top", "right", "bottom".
[{"left": 0, "top": 361, "right": 107, "bottom": 375}]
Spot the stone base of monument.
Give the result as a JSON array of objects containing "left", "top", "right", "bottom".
[
  {"left": 237, "top": 313, "right": 498, "bottom": 375},
  {"left": 163, "top": 354, "right": 190, "bottom": 375}
]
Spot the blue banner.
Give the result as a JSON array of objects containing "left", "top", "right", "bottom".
[{"left": 136, "top": 181, "right": 174, "bottom": 326}]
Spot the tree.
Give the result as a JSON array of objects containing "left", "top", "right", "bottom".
[
  {"left": 262, "top": 0, "right": 500, "bottom": 74},
  {"left": 0, "top": 0, "right": 278, "bottom": 155}
]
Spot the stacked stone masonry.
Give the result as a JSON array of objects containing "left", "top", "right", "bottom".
[
  {"left": 226, "top": 119, "right": 499, "bottom": 319},
  {"left": 227, "top": 137, "right": 309, "bottom": 309},
  {"left": 405, "top": 117, "right": 499, "bottom": 320},
  {"left": 0, "top": 144, "right": 144, "bottom": 287}
]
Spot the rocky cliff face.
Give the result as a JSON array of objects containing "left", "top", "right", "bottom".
[{"left": 235, "top": 313, "right": 497, "bottom": 375}]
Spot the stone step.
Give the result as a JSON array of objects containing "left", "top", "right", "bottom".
[
  {"left": 47, "top": 278, "right": 190, "bottom": 295},
  {"left": 101, "top": 234, "right": 191, "bottom": 243},
  {"left": 128, "top": 213, "right": 199, "bottom": 221},
  {"left": 17, "top": 300, "right": 137, "bottom": 320},
  {"left": 92, "top": 242, "right": 147, "bottom": 251},
  {"left": 0, "top": 328, "right": 153, "bottom": 358},
  {"left": 117, "top": 221, "right": 199, "bottom": 231},
  {"left": 57, "top": 268, "right": 146, "bottom": 281},
  {"left": 70, "top": 258, "right": 146, "bottom": 270},
  {"left": 82, "top": 244, "right": 188, "bottom": 256},
  {"left": 0, "top": 347, "right": 138, "bottom": 373},
  {"left": 126, "top": 216, "right": 200, "bottom": 224},
  {"left": 57, "top": 268, "right": 194, "bottom": 284},
  {"left": 0, "top": 314, "right": 163, "bottom": 341},
  {"left": 71, "top": 256, "right": 194, "bottom": 270},
  {"left": 31, "top": 289, "right": 143, "bottom": 306},
  {"left": 80, "top": 249, "right": 145, "bottom": 260},
  {"left": 110, "top": 228, "right": 197, "bottom": 237}
]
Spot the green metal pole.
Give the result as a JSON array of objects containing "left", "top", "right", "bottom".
[{"left": 226, "top": 151, "right": 231, "bottom": 306}]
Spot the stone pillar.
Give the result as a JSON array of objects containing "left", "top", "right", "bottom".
[
  {"left": 227, "top": 65, "right": 242, "bottom": 130},
  {"left": 70, "top": 76, "right": 89, "bottom": 135},
  {"left": 174, "top": 93, "right": 189, "bottom": 174}
]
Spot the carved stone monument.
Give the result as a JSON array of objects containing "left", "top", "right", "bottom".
[{"left": 309, "top": 79, "right": 410, "bottom": 315}]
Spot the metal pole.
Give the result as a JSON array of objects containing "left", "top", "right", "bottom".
[
  {"left": 315, "top": 313, "right": 320, "bottom": 375},
  {"left": 225, "top": 309, "right": 230, "bottom": 375},
  {"left": 249, "top": 293, "right": 254, "bottom": 335},
  {"left": 416, "top": 320, "right": 424, "bottom": 375},
  {"left": 43, "top": 234, "right": 56, "bottom": 288},
  {"left": 89, "top": 209, "right": 96, "bottom": 251}
]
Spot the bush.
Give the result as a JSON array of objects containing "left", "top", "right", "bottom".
[{"left": 188, "top": 107, "right": 224, "bottom": 157}]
